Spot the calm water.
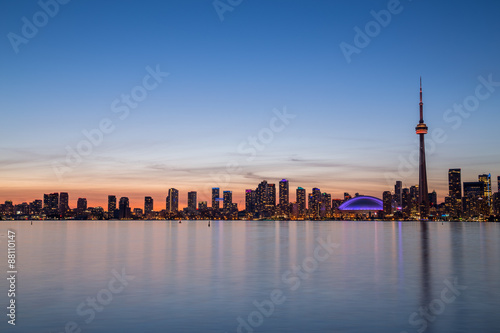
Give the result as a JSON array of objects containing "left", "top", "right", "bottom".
[{"left": 0, "top": 221, "right": 499, "bottom": 333}]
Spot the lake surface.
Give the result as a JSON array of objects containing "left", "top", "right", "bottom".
[{"left": 0, "top": 221, "right": 499, "bottom": 333}]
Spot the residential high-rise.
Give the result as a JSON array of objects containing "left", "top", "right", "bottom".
[
  {"left": 402, "top": 188, "right": 410, "bottom": 218},
  {"left": 245, "top": 190, "right": 256, "bottom": 214},
  {"left": 43, "top": 193, "right": 59, "bottom": 217},
  {"left": 416, "top": 78, "right": 429, "bottom": 219},
  {"left": 279, "top": 179, "right": 289, "bottom": 210},
  {"left": 144, "top": 196, "right": 153, "bottom": 216},
  {"left": 321, "top": 192, "right": 332, "bottom": 217},
  {"left": 118, "top": 197, "right": 130, "bottom": 219},
  {"left": 77, "top": 198, "right": 87, "bottom": 213},
  {"left": 108, "top": 195, "right": 116, "bottom": 216},
  {"left": 212, "top": 188, "right": 220, "bottom": 210},
  {"left": 383, "top": 191, "right": 392, "bottom": 216},
  {"left": 268, "top": 183, "right": 276, "bottom": 208},
  {"left": 447, "top": 168, "right": 462, "bottom": 218},
  {"left": 59, "top": 192, "right": 69, "bottom": 216},
  {"left": 296, "top": 187, "right": 306, "bottom": 217},
  {"left": 394, "top": 181, "right": 402, "bottom": 207},
  {"left": 223, "top": 191, "right": 232, "bottom": 210},
  {"left": 166, "top": 188, "right": 179, "bottom": 213},
  {"left": 187, "top": 191, "right": 197, "bottom": 211},
  {"left": 308, "top": 188, "right": 321, "bottom": 217}
]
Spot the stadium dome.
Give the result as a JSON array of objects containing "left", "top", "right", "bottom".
[{"left": 338, "top": 196, "right": 383, "bottom": 211}]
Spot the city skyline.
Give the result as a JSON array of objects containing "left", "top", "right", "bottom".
[
  {"left": 1, "top": 1, "right": 500, "bottom": 208},
  {"left": 1, "top": 166, "right": 499, "bottom": 212}
]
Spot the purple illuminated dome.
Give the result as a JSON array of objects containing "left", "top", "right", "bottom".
[{"left": 338, "top": 196, "right": 383, "bottom": 211}]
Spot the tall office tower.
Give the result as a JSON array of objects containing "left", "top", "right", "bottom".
[
  {"left": 144, "top": 196, "right": 154, "bottom": 216},
  {"left": 321, "top": 192, "right": 332, "bottom": 217},
  {"left": 383, "top": 191, "right": 392, "bottom": 215},
  {"left": 77, "top": 198, "right": 87, "bottom": 213},
  {"left": 268, "top": 183, "right": 276, "bottom": 208},
  {"left": 166, "top": 188, "right": 179, "bottom": 213},
  {"left": 415, "top": 78, "right": 429, "bottom": 219},
  {"left": 478, "top": 174, "right": 492, "bottom": 207},
  {"left": 43, "top": 193, "right": 59, "bottom": 216},
  {"left": 309, "top": 188, "right": 321, "bottom": 217},
  {"left": 402, "top": 188, "right": 410, "bottom": 218},
  {"left": 279, "top": 179, "right": 289, "bottom": 208},
  {"left": 108, "top": 195, "right": 116, "bottom": 214},
  {"left": 463, "top": 182, "right": 486, "bottom": 218},
  {"left": 245, "top": 190, "right": 255, "bottom": 213},
  {"left": 448, "top": 168, "right": 462, "bottom": 218},
  {"left": 255, "top": 180, "right": 276, "bottom": 216},
  {"left": 394, "top": 181, "right": 402, "bottom": 207},
  {"left": 448, "top": 169, "right": 462, "bottom": 199},
  {"left": 59, "top": 192, "right": 69, "bottom": 216},
  {"left": 223, "top": 191, "right": 232, "bottom": 210},
  {"left": 118, "top": 197, "right": 130, "bottom": 219},
  {"left": 212, "top": 188, "right": 220, "bottom": 210},
  {"left": 296, "top": 187, "right": 306, "bottom": 217},
  {"left": 493, "top": 192, "right": 500, "bottom": 215},
  {"left": 428, "top": 190, "right": 437, "bottom": 208},
  {"left": 187, "top": 191, "right": 197, "bottom": 211}
]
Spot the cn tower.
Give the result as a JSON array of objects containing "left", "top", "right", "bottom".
[{"left": 416, "top": 78, "right": 429, "bottom": 219}]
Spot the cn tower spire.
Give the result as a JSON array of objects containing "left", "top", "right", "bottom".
[
  {"left": 415, "top": 78, "right": 429, "bottom": 220},
  {"left": 419, "top": 77, "right": 423, "bottom": 123}
]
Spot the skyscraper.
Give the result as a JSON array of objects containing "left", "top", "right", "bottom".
[
  {"left": 478, "top": 174, "right": 492, "bottom": 205},
  {"left": 166, "top": 188, "right": 179, "bottom": 213},
  {"left": 416, "top": 78, "right": 429, "bottom": 219},
  {"left": 245, "top": 190, "right": 255, "bottom": 214},
  {"left": 223, "top": 191, "right": 232, "bottom": 210},
  {"left": 296, "top": 187, "right": 306, "bottom": 217},
  {"left": 59, "top": 192, "right": 69, "bottom": 216},
  {"left": 108, "top": 195, "right": 116, "bottom": 215},
  {"left": 212, "top": 188, "right": 220, "bottom": 210},
  {"left": 118, "top": 197, "right": 130, "bottom": 219},
  {"left": 394, "top": 181, "right": 402, "bottom": 207},
  {"left": 187, "top": 191, "right": 197, "bottom": 211},
  {"left": 279, "top": 179, "right": 289, "bottom": 209},
  {"left": 448, "top": 168, "right": 462, "bottom": 218},
  {"left": 43, "top": 193, "right": 59, "bottom": 217},
  {"left": 144, "top": 196, "right": 154, "bottom": 216},
  {"left": 383, "top": 191, "right": 392, "bottom": 216},
  {"left": 448, "top": 169, "right": 462, "bottom": 199},
  {"left": 77, "top": 198, "right": 87, "bottom": 213}
]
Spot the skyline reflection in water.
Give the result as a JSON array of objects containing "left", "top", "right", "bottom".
[{"left": 0, "top": 221, "right": 498, "bottom": 333}]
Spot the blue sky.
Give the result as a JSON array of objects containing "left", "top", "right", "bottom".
[{"left": 1, "top": 0, "right": 499, "bottom": 209}]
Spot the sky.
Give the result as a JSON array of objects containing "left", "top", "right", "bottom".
[{"left": 1, "top": 0, "right": 499, "bottom": 210}]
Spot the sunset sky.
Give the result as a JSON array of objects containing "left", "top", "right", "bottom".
[{"left": 1, "top": 0, "right": 499, "bottom": 209}]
